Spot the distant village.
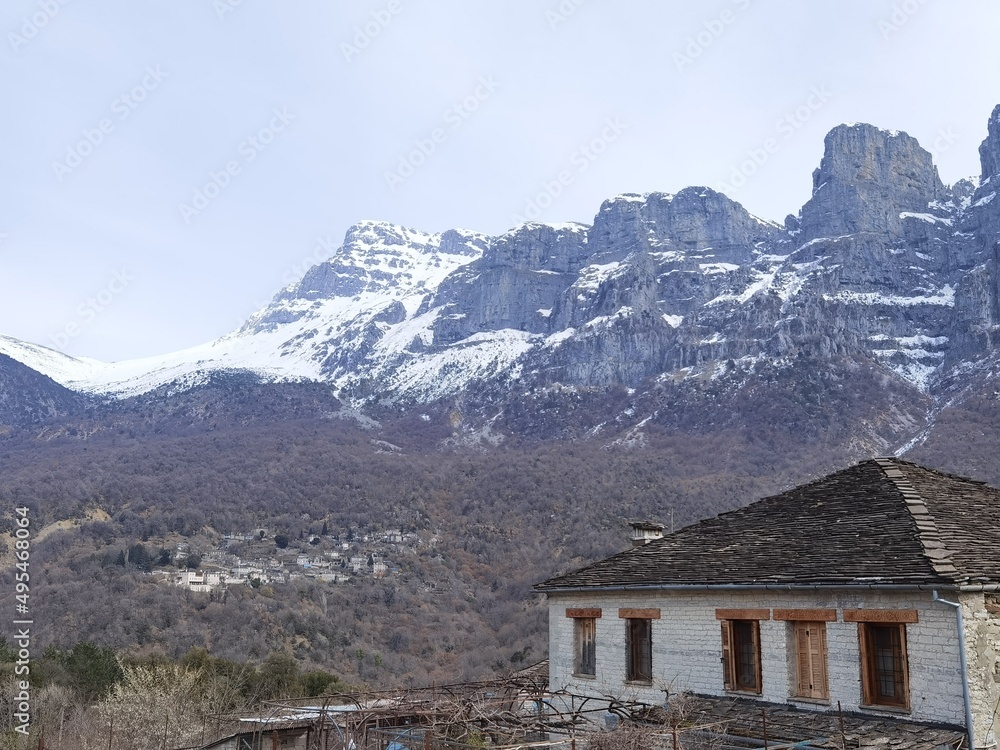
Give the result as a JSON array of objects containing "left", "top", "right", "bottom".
[{"left": 152, "top": 527, "right": 429, "bottom": 593}]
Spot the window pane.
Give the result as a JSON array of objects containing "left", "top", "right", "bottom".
[
  {"left": 872, "top": 626, "right": 901, "bottom": 700},
  {"left": 575, "top": 618, "right": 596, "bottom": 675},
  {"left": 864, "top": 624, "right": 908, "bottom": 708},
  {"left": 733, "top": 621, "right": 757, "bottom": 690},
  {"left": 626, "top": 619, "right": 652, "bottom": 681}
]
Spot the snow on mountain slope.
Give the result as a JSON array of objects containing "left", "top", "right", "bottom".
[
  {"left": 0, "top": 222, "right": 488, "bottom": 398},
  {"left": 0, "top": 304, "right": 334, "bottom": 398},
  {"left": 367, "top": 328, "right": 539, "bottom": 403},
  {"left": 0, "top": 334, "right": 105, "bottom": 384}
]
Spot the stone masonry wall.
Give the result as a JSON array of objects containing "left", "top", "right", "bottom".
[
  {"left": 963, "top": 592, "right": 1000, "bottom": 746},
  {"left": 547, "top": 589, "right": 967, "bottom": 730}
]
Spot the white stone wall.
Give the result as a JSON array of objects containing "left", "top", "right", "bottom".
[{"left": 547, "top": 589, "right": 968, "bottom": 729}]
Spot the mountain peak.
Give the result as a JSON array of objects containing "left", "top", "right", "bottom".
[
  {"left": 590, "top": 187, "right": 777, "bottom": 265},
  {"left": 979, "top": 104, "right": 1000, "bottom": 183},
  {"left": 799, "top": 121, "right": 944, "bottom": 240}
]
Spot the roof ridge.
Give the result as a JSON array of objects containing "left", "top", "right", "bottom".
[
  {"left": 873, "top": 458, "right": 960, "bottom": 581},
  {"left": 881, "top": 456, "right": 990, "bottom": 485}
]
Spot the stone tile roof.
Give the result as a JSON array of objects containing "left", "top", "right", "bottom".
[
  {"left": 536, "top": 459, "right": 1000, "bottom": 591},
  {"left": 510, "top": 658, "right": 550, "bottom": 689},
  {"left": 640, "top": 694, "right": 966, "bottom": 749},
  {"left": 519, "top": 662, "right": 965, "bottom": 747}
]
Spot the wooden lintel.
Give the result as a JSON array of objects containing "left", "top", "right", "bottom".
[
  {"left": 843, "top": 609, "right": 918, "bottom": 623},
  {"left": 618, "top": 608, "right": 661, "bottom": 619},
  {"left": 773, "top": 608, "right": 837, "bottom": 622},
  {"left": 715, "top": 608, "right": 771, "bottom": 621},
  {"left": 565, "top": 608, "right": 602, "bottom": 618}
]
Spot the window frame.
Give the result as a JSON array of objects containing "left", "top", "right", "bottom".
[
  {"left": 859, "top": 622, "right": 910, "bottom": 710},
  {"left": 618, "top": 608, "right": 659, "bottom": 684},
  {"left": 720, "top": 619, "right": 762, "bottom": 694},
  {"left": 566, "top": 607, "right": 603, "bottom": 679},
  {"left": 625, "top": 617, "right": 653, "bottom": 683},
  {"left": 573, "top": 616, "right": 597, "bottom": 677}
]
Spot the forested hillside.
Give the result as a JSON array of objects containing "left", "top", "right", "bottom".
[{"left": 2, "top": 376, "right": 999, "bottom": 691}]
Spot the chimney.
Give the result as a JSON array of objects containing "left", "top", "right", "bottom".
[{"left": 629, "top": 520, "right": 665, "bottom": 547}]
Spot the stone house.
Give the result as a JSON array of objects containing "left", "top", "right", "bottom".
[
  {"left": 200, "top": 718, "right": 333, "bottom": 750},
  {"left": 535, "top": 458, "right": 1000, "bottom": 747},
  {"left": 173, "top": 569, "right": 222, "bottom": 592}
]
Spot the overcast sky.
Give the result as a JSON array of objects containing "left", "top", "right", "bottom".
[{"left": 2, "top": 0, "right": 998, "bottom": 361}]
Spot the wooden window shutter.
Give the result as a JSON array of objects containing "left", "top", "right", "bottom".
[
  {"left": 895, "top": 625, "right": 910, "bottom": 708},
  {"left": 720, "top": 620, "right": 735, "bottom": 691},
  {"left": 858, "top": 623, "right": 874, "bottom": 705},
  {"left": 794, "top": 622, "right": 829, "bottom": 699},
  {"left": 795, "top": 622, "right": 811, "bottom": 697},
  {"left": 813, "top": 623, "right": 829, "bottom": 698},
  {"left": 639, "top": 619, "right": 652, "bottom": 679},
  {"left": 750, "top": 620, "right": 762, "bottom": 694}
]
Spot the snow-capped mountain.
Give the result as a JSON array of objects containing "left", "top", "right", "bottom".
[
  {"left": 3, "top": 107, "right": 999, "bottom": 433},
  {"left": 0, "top": 223, "right": 488, "bottom": 398}
]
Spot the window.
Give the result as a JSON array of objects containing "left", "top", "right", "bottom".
[
  {"left": 619, "top": 608, "right": 659, "bottom": 682},
  {"left": 859, "top": 623, "right": 910, "bottom": 709},
  {"left": 721, "top": 620, "right": 762, "bottom": 693},
  {"left": 845, "top": 609, "right": 916, "bottom": 711},
  {"left": 566, "top": 608, "right": 601, "bottom": 677},
  {"left": 626, "top": 618, "right": 652, "bottom": 682},
  {"left": 792, "top": 621, "right": 829, "bottom": 700},
  {"left": 574, "top": 617, "right": 596, "bottom": 676}
]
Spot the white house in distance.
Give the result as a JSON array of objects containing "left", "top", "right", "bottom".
[
  {"left": 172, "top": 569, "right": 222, "bottom": 592},
  {"left": 535, "top": 458, "right": 1000, "bottom": 748}
]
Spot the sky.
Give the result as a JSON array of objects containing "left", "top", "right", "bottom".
[{"left": 2, "top": 0, "right": 998, "bottom": 361}]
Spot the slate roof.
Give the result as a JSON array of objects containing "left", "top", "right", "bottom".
[
  {"left": 536, "top": 459, "right": 1000, "bottom": 591},
  {"left": 504, "top": 662, "right": 964, "bottom": 748},
  {"left": 641, "top": 694, "right": 966, "bottom": 749}
]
